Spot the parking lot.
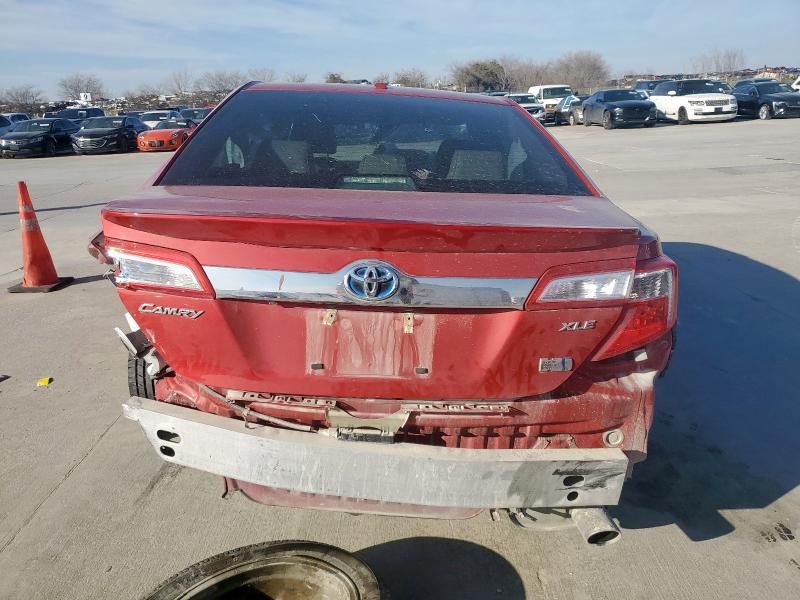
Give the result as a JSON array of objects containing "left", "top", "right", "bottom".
[{"left": 0, "top": 118, "right": 798, "bottom": 599}]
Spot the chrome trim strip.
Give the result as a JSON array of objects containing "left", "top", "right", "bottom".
[{"left": 203, "top": 261, "right": 536, "bottom": 309}]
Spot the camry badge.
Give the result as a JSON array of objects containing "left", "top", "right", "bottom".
[{"left": 139, "top": 303, "right": 204, "bottom": 319}]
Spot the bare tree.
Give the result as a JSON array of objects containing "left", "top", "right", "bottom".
[
  {"left": 393, "top": 68, "right": 428, "bottom": 88},
  {"left": 196, "top": 70, "right": 247, "bottom": 93},
  {"left": 553, "top": 51, "right": 610, "bottom": 93},
  {"left": 248, "top": 68, "right": 275, "bottom": 82},
  {"left": 58, "top": 73, "right": 105, "bottom": 100},
  {"left": 373, "top": 72, "right": 391, "bottom": 84},
  {"left": 451, "top": 60, "right": 507, "bottom": 92},
  {"left": 498, "top": 57, "right": 553, "bottom": 90},
  {"left": 165, "top": 69, "right": 194, "bottom": 95},
  {"left": 0, "top": 85, "right": 45, "bottom": 112},
  {"left": 325, "top": 72, "right": 346, "bottom": 83},
  {"left": 283, "top": 71, "right": 307, "bottom": 83}
]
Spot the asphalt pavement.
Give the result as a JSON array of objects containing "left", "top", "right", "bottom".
[{"left": 0, "top": 118, "right": 798, "bottom": 599}]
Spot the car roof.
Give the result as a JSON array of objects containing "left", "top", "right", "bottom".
[{"left": 244, "top": 83, "right": 511, "bottom": 106}]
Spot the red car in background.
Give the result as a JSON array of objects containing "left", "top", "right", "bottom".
[
  {"left": 136, "top": 119, "right": 196, "bottom": 151},
  {"left": 91, "top": 83, "right": 677, "bottom": 545}
]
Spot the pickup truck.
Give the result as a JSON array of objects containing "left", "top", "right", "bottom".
[{"left": 90, "top": 83, "right": 677, "bottom": 545}]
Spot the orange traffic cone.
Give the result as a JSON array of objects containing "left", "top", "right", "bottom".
[{"left": 7, "top": 181, "right": 73, "bottom": 293}]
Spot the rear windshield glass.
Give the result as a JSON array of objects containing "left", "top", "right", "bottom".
[
  {"left": 508, "top": 95, "right": 538, "bottom": 104},
  {"left": 141, "top": 112, "right": 172, "bottom": 121},
  {"left": 12, "top": 120, "right": 52, "bottom": 132},
  {"left": 604, "top": 90, "right": 647, "bottom": 101},
  {"left": 540, "top": 87, "right": 572, "bottom": 99},
  {"left": 160, "top": 91, "right": 591, "bottom": 196},
  {"left": 155, "top": 120, "right": 191, "bottom": 130},
  {"left": 181, "top": 108, "right": 211, "bottom": 120}
]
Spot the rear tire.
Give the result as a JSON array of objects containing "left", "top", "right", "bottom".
[
  {"left": 644, "top": 120, "right": 655, "bottom": 128},
  {"left": 677, "top": 107, "right": 690, "bottom": 125},
  {"left": 128, "top": 355, "right": 156, "bottom": 399},
  {"left": 44, "top": 139, "right": 56, "bottom": 157},
  {"left": 758, "top": 104, "right": 772, "bottom": 120},
  {"left": 602, "top": 111, "right": 614, "bottom": 130},
  {"left": 119, "top": 137, "right": 129, "bottom": 152}
]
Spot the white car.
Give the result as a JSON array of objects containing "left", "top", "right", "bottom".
[
  {"left": 527, "top": 84, "right": 574, "bottom": 122},
  {"left": 140, "top": 110, "right": 182, "bottom": 129},
  {"left": 649, "top": 79, "right": 737, "bottom": 124},
  {"left": 504, "top": 93, "right": 546, "bottom": 122},
  {"left": 792, "top": 76, "right": 800, "bottom": 92}
]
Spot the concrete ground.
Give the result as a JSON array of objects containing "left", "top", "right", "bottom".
[{"left": 0, "top": 118, "right": 798, "bottom": 599}]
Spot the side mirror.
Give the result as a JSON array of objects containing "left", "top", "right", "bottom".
[{"left": 667, "top": 90, "right": 677, "bottom": 96}]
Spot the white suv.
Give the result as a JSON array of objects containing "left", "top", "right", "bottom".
[
  {"left": 649, "top": 79, "right": 737, "bottom": 124},
  {"left": 527, "top": 85, "right": 573, "bottom": 122}
]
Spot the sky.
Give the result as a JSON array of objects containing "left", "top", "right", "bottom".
[{"left": 1, "top": 0, "right": 799, "bottom": 99}]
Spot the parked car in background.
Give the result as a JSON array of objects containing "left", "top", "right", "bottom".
[
  {"left": 582, "top": 89, "right": 657, "bottom": 129},
  {"left": 140, "top": 110, "right": 182, "bottom": 129},
  {"left": 118, "top": 110, "right": 144, "bottom": 118},
  {"left": 504, "top": 93, "right": 546, "bottom": 122},
  {"left": 650, "top": 79, "right": 737, "bottom": 124},
  {"left": 72, "top": 116, "right": 149, "bottom": 154},
  {"left": 180, "top": 108, "right": 213, "bottom": 122},
  {"left": 553, "top": 95, "right": 586, "bottom": 125},
  {"left": 732, "top": 81, "right": 800, "bottom": 119},
  {"left": 0, "top": 118, "right": 78, "bottom": 157},
  {"left": 2, "top": 112, "right": 31, "bottom": 126},
  {"left": 632, "top": 80, "right": 672, "bottom": 98},
  {"left": 792, "top": 76, "right": 800, "bottom": 92},
  {"left": 734, "top": 78, "right": 778, "bottom": 89},
  {"left": 51, "top": 107, "right": 105, "bottom": 125},
  {"left": 527, "top": 85, "right": 574, "bottom": 122},
  {"left": 711, "top": 80, "right": 733, "bottom": 93},
  {"left": 0, "top": 115, "right": 14, "bottom": 136},
  {"left": 137, "top": 119, "right": 197, "bottom": 151}
]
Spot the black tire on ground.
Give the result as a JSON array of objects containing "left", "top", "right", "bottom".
[
  {"left": 677, "top": 107, "right": 690, "bottom": 125},
  {"left": 119, "top": 137, "right": 129, "bottom": 152},
  {"left": 758, "top": 104, "right": 772, "bottom": 120},
  {"left": 143, "top": 541, "right": 383, "bottom": 600},
  {"left": 128, "top": 355, "right": 156, "bottom": 399},
  {"left": 644, "top": 121, "right": 655, "bottom": 128},
  {"left": 602, "top": 111, "right": 614, "bottom": 130},
  {"left": 44, "top": 139, "right": 56, "bottom": 157}
]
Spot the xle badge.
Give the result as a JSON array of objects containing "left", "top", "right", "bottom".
[{"left": 559, "top": 320, "right": 597, "bottom": 331}]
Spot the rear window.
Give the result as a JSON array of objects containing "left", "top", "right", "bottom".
[
  {"left": 141, "top": 112, "right": 171, "bottom": 121},
  {"left": 160, "top": 91, "right": 591, "bottom": 196}
]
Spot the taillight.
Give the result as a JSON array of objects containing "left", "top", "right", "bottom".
[
  {"left": 592, "top": 259, "right": 677, "bottom": 360},
  {"left": 539, "top": 270, "right": 632, "bottom": 302},
  {"left": 109, "top": 250, "right": 201, "bottom": 290},
  {"left": 103, "top": 238, "right": 213, "bottom": 296}
]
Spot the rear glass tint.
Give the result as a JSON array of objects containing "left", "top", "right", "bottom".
[{"left": 160, "top": 90, "right": 591, "bottom": 196}]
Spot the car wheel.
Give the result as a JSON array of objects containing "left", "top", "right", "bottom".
[
  {"left": 142, "top": 541, "right": 383, "bottom": 600},
  {"left": 44, "top": 139, "right": 56, "bottom": 157},
  {"left": 677, "top": 107, "right": 690, "bottom": 125},
  {"left": 583, "top": 112, "right": 591, "bottom": 126},
  {"left": 602, "top": 111, "right": 614, "bottom": 130},
  {"left": 119, "top": 137, "right": 129, "bottom": 152},
  {"left": 644, "top": 121, "right": 655, "bottom": 128},
  {"left": 128, "top": 355, "right": 156, "bottom": 400},
  {"left": 569, "top": 113, "right": 576, "bottom": 126},
  {"left": 758, "top": 104, "right": 772, "bottom": 120}
]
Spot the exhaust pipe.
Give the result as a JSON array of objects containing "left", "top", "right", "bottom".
[{"left": 570, "top": 507, "right": 621, "bottom": 546}]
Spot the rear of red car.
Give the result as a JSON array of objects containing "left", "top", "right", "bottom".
[{"left": 93, "top": 84, "right": 676, "bottom": 542}]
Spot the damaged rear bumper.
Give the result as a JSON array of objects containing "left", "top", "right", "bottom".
[{"left": 123, "top": 397, "right": 628, "bottom": 509}]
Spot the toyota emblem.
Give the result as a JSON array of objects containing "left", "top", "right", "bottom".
[{"left": 344, "top": 262, "right": 399, "bottom": 301}]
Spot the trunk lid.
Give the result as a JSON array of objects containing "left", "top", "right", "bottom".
[{"left": 103, "top": 186, "right": 644, "bottom": 400}]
